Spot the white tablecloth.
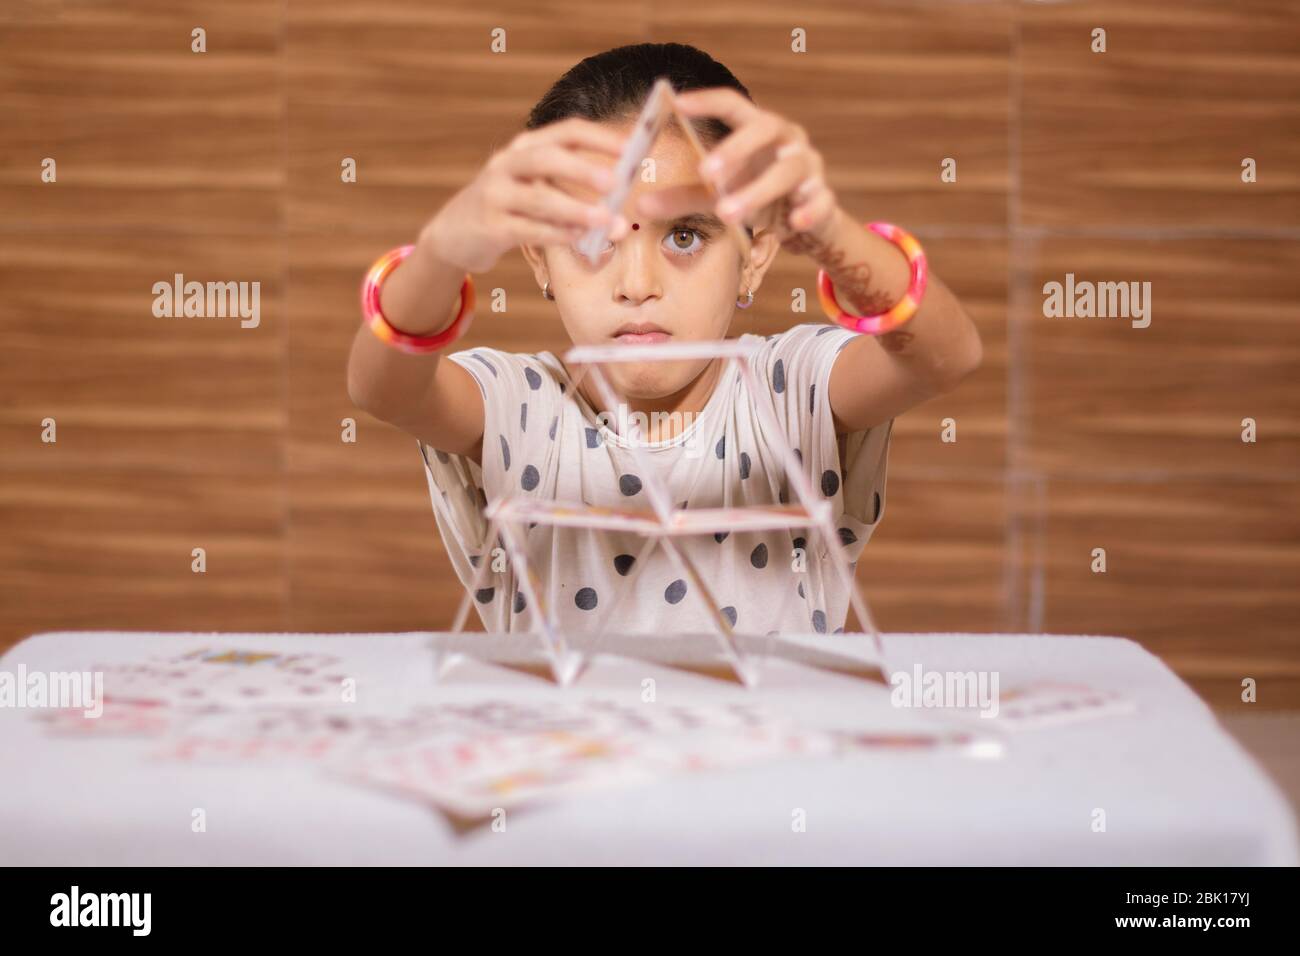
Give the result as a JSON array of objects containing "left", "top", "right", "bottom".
[{"left": 0, "top": 630, "right": 1295, "bottom": 865}]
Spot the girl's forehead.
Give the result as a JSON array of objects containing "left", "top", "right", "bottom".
[{"left": 568, "top": 124, "right": 704, "bottom": 205}]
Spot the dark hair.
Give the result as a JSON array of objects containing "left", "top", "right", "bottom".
[{"left": 525, "top": 42, "right": 752, "bottom": 149}]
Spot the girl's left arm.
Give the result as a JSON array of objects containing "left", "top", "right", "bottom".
[
  {"left": 673, "top": 87, "right": 984, "bottom": 433},
  {"left": 786, "top": 209, "right": 984, "bottom": 433}
]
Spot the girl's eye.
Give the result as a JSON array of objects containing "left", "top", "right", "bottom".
[{"left": 663, "top": 227, "right": 705, "bottom": 257}]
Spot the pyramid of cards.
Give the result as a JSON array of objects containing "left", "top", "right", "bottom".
[{"left": 446, "top": 336, "right": 882, "bottom": 687}]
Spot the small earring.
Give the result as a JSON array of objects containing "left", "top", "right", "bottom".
[
  {"left": 736, "top": 287, "right": 754, "bottom": 309},
  {"left": 542, "top": 281, "right": 555, "bottom": 301}
]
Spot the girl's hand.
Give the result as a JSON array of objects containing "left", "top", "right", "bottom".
[
  {"left": 640, "top": 87, "right": 841, "bottom": 251},
  {"left": 424, "top": 118, "right": 633, "bottom": 274}
]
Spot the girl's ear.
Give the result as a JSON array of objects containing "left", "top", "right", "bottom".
[
  {"left": 742, "top": 227, "right": 782, "bottom": 287},
  {"left": 519, "top": 241, "right": 550, "bottom": 290}
]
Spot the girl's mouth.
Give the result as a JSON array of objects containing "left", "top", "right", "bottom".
[{"left": 614, "top": 331, "right": 671, "bottom": 344}]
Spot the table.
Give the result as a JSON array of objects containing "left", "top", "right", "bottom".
[{"left": 0, "top": 630, "right": 1295, "bottom": 865}]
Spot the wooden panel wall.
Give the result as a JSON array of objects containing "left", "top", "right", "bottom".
[{"left": 1, "top": 0, "right": 1296, "bottom": 707}]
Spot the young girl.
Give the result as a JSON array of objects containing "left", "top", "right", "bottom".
[{"left": 347, "top": 43, "right": 982, "bottom": 637}]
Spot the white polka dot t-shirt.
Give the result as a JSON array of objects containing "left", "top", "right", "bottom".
[{"left": 416, "top": 322, "right": 893, "bottom": 636}]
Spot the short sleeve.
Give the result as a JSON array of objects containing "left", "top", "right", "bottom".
[
  {"left": 754, "top": 322, "right": 894, "bottom": 564},
  {"left": 414, "top": 345, "right": 559, "bottom": 622}
]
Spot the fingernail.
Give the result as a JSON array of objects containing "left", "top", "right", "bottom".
[{"left": 718, "top": 197, "right": 741, "bottom": 220}]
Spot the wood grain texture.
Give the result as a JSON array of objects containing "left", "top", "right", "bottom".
[
  {"left": 0, "top": 233, "right": 284, "bottom": 474},
  {"left": 0, "top": 0, "right": 282, "bottom": 233},
  {"left": 0, "top": 471, "right": 286, "bottom": 636},
  {"left": 1017, "top": 238, "right": 1300, "bottom": 480},
  {"left": 1010, "top": 477, "right": 1300, "bottom": 698},
  {"left": 1020, "top": 0, "right": 1300, "bottom": 230}
]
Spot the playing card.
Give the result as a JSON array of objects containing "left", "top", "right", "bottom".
[
  {"left": 94, "top": 647, "right": 349, "bottom": 708},
  {"left": 996, "top": 682, "right": 1136, "bottom": 729},
  {"left": 335, "top": 699, "right": 831, "bottom": 820},
  {"left": 31, "top": 698, "right": 191, "bottom": 738},
  {"left": 945, "top": 681, "right": 1136, "bottom": 731}
]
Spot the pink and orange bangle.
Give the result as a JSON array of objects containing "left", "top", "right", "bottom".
[
  {"left": 817, "top": 221, "right": 927, "bottom": 336},
  {"left": 361, "top": 244, "right": 475, "bottom": 354}
]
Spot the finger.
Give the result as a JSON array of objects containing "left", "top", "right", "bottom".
[
  {"left": 528, "top": 116, "right": 630, "bottom": 157},
  {"left": 671, "top": 87, "right": 761, "bottom": 129},
  {"left": 697, "top": 113, "right": 787, "bottom": 193},
  {"left": 716, "top": 150, "right": 811, "bottom": 225},
  {"left": 503, "top": 211, "right": 588, "bottom": 248},
  {"left": 632, "top": 184, "right": 717, "bottom": 221},
  {"left": 502, "top": 178, "right": 613, "bottom": 231},
  {"left": 787, "top": 185, "right": 836, "bottom": 233},
  {"left": 503, "top": 143, "right": 615, "bottom": 194}
]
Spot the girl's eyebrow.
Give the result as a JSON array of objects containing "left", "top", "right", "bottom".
[{"left": 657, "top": 212, "right": 725, "bottom": 232}]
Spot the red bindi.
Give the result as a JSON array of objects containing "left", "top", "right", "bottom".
[{"left": 631, "top": 222, "right": 639, "bottom": 230}]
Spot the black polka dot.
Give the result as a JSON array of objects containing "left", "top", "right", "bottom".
[
  {"left": 821, "top": 470, "right": 840, "bottom": 497},
  {"left": 585, "top": 427, "right": 602, "bottom": 448},
  {"left": 812, "top": 609, "right": 827, "bottom": 633},
  {"left": 816, "top": 325, "right": 836, "bottom": 336},
  {"left": 872, "top": 491, "right": 882, "bottom": 522},
  {"left": 521, "top": 465, "right": 540, "bottom": 491},
  {"left": 549, "top": 416, "right": 558, "bottom": 440},
  {"left": 750, "top": 542, "right": 768, "bottom": 569},
  {"left": 715, "top": 435, "right": 725, "bottom": 459},
  {"left": 613, "top": 554, "right": 636, "bottom": 576},
  {"left": 575, "top": 587, "right": 598, "bottom": 610},
  {"left": 798, "top": 581, "right": 805, "bottom": 599},
  {"left": 524, "top": 367, "right": 542, "bottom": 390},
  {"left": 838, "top": 527, "right": 858, "bottom": 547},
  {"left": 837, "top": 338, "right": 852, "bottom": 353},
  {"left": 513, "top": 591, "right": 526, "bottom": 613},
  {"left": 714, "top": 531, "right": 729, "bottom": 543},
  {"left": 772, "top": 358, "right": 786, "bottom": 393},
  {"left": 499, "top": 435, "right": 511, "bottom": 470},
  {"left": 559, "top": 381, "right": 567, "bottom": 394},
  {"left": 793, "top": 448, "right": 802, "bottom": 467},
  {"left": 520, "top": 402, "right": 528, "bottom": 432},
  {"left": 434, "top": 448, "right": 450, "bottom": 464},
  {"left": 720, "top": 606, "right": 737, "bottom": 627},
  {"left": 470, "top": 353, "right": 498, "bottom": 377},
  {"left": 475, "top": 587, "right": 495, "bottom": 604},
  {"left": 809, "top": 383, "right": 816, "bottom": 415},
  {"left": 778, "top": 486, "right": 788, "bottom": 505},
  {"left": 739, "top": 452, "right": 751, "bottom": 479},
  {"left": 619, "top": 474, "right": 642, "bottom": 496},
  {"left": 833, "top": 627, "right": 844, "bottom": 634},
  {"left": 665, "top": 579, "right": 687, "bottom": 604}
]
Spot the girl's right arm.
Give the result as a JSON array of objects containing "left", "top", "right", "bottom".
[{"left": 346, "top": 118, "right": 631, "bottom": 467}]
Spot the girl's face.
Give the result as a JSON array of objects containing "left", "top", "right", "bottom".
[{"left": 523, "top": 119, "right": 777, "bottom": 404}]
